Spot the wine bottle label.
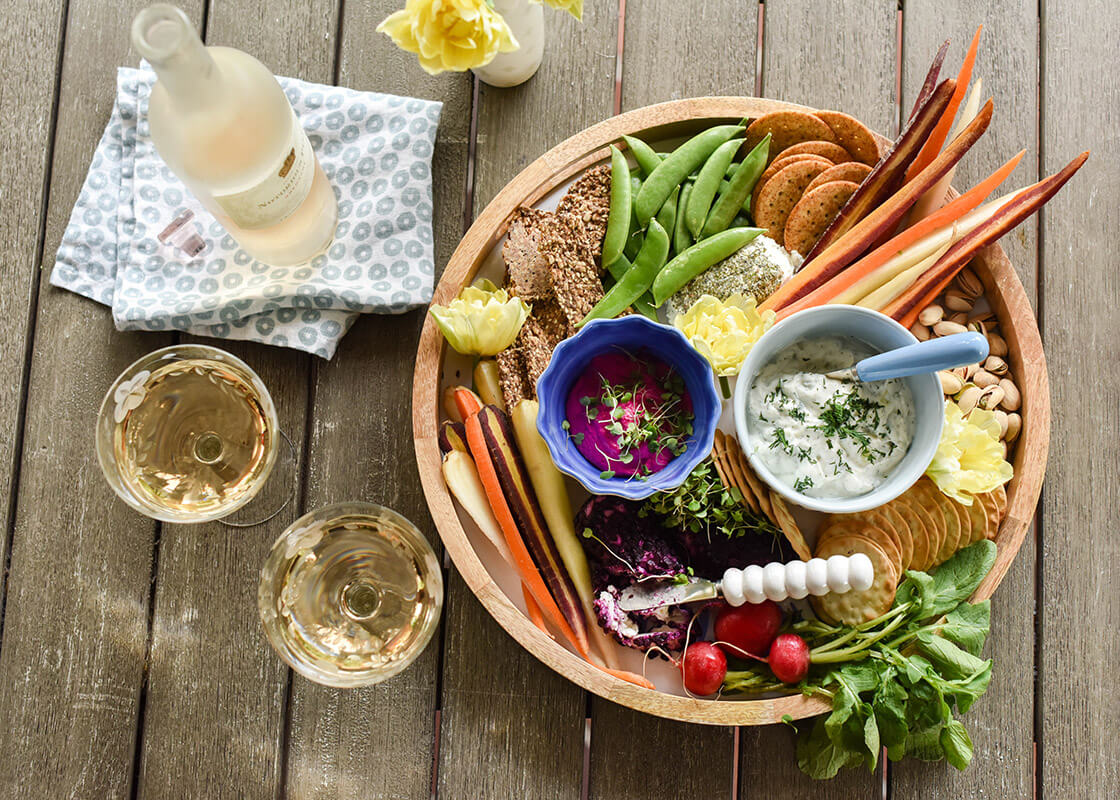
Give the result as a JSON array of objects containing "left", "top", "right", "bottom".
[{"left": 213, "top": 113, "right": 316, "bottom": 230}]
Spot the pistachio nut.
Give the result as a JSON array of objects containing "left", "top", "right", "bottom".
[
  {"left": 918, "top": 304, "right": 945, "bottom": 327},
  {"left": 999, "top": 378, "right": 1021, "bottom": 411},
  {"left": 933, "top": 320, "right": 968, "bottom": 337}
]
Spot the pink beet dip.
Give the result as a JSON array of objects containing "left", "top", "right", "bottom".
[{"left": 563, "top": 350, "right": 694, "bottom": 479}]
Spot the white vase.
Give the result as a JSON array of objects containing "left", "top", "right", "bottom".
[{"left": 471, "top": 0, "right": 544, "bottom": 88}]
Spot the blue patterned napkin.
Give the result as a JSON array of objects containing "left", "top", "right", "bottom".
[{"left": 51, "top": 66, "right": 442, "bottom": 358}]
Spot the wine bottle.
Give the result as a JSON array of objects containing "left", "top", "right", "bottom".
[{"left": 131, "top": 4, "right": 338, "bottom": 266}]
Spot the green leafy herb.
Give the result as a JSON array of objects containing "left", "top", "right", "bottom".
[
  {"left": 723, "top": 541, "right": 997, "bottom": 780},
  {"left": 639, "top": 459, "right": 779, "bottom": 541},
  {"left": 793, "top": 476, "right": 814, "bottom": 493}
]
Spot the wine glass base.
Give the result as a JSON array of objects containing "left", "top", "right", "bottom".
[{"left": 219, "top": 428, "right": 297, "bottom": 528}]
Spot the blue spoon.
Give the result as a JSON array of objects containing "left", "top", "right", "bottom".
[{"left": 826, "top": 332, "right": 990, "bottom": 382}]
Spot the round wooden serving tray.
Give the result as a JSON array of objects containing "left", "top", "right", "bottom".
[{"left": 413, "top": 97, "right": 1050, "bottom": 725}]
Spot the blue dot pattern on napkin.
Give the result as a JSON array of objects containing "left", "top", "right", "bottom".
[{"left": 50, "top": 66, "right": 443, "bottom": 359}]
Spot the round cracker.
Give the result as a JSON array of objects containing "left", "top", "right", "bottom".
[
  {"left": 812, "top": 536, "right": 899, "bottom": 625},
  {"left": 975, "top": 491, "right": 1001, "bottom": 540},
  {"left": 744, "top": 111, "right": 838, "bottom": 163},
  {"left": 892, "top": 494, "right": 936, "bottom": 571},
  {"left": 769, "top": 491, "right": 812, "bottom": 561},
  {"left": 907, "top": 478, "right": 953, "bottom": 568},
  {"left": 726, "top": 438, "right": 773, "bottom": 520},
  {"left": 804, "top": 161, "right": 873, "bottom": 193},
  {"left": 814, "top": 110, "right": 882, "bottom": 165},
  {"left": 874, "top": 503, "right": 915, "bottom": 571},
  {"left": 930, "top": 489, "right": 964, "bottom": 565},
  {"left": 818, "top": 518, "right": 902, "bottom": 573},
  {"left": 961, "top": 494, "right": 990, "bottom": 546},
  {"left": 944, "top": 496, "right": 974, "bottom": 556},
  {"left": 783, "top": 180, "right": 859, "bottom": 256},
  {"left": 751, "top": 155, "right": 833, "bottom": 216},
  {"left": 780, "top": 140, "right": 852, "bottom": 164},
  {"left": 753, "top": 160, "right": 833, "bottom": 242},
  {"left": 990, "top": 483, "right": 1008, "bottom": 517}
]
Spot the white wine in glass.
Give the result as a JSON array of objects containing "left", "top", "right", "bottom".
[
  {"left": 96, "top": 344, "right": 280, "bottom": 523},
  {"left": 131, "top": 4, "right": 337, "bottom": 265},
  {"left": 258, "top": 503, "right": 443, "bottom": 688}
]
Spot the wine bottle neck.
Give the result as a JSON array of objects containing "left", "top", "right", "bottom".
[{"left": 131, "top": 4, "right": 222, "bottom": 109}]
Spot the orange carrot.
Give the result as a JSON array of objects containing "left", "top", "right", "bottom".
[
  {"left": 776, "top": 149, "right": 1023, "bottom": 320},
  {"left": 464, "top": 412, "right": 590, "bottom": 659},
  {"left": 597, "top": 666, "right": 657, "bottom": 690},
  {"left": 453, "top": 386, "right": 483, "bottom": 420},
  {"left": 906, "top": 26, "right": 982, "bottom": 182},
  {"left": 523, "top": 588, "right": 550, "bottom": 634}
]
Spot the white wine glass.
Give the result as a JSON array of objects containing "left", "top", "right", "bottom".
[
  {"left": 257, "top": 502, "right": 444, "bottom": 688},
  {"left": 96, "top": 344, "right": 289, "bottom": 524}
]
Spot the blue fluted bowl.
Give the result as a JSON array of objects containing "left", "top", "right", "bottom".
[{"left": 535, "top": 316, "right": 720, "bottom": 500}]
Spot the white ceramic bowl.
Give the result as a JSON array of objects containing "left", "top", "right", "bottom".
[{"left": 733, "top": 305, "right": 944, "bottom": 514}]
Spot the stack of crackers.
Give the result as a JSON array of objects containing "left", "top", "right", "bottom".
[
  {"left": 813, "top": 477, "right": 1006, "bottom": 625},
  {"left": 742, "top": 110, "right": 882, "bottom": 256}
]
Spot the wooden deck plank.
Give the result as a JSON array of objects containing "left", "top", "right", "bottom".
[
  {"left": 585, "top": 2, "right": 757, "bottom": 796},
  {"left": 280, "top": 1, "right": 472, "bottom": 795},
  {"left": 435, "top": 5, "right": 619, "bottom": 798},
  {"left": 0, "top": 1, "right": 194, "bottom": 796},
  {"left": 0, "top": 0, "right": 65, "bottom": 586},
  {"left": 1039, "top": 0, "right": 1120, "bottom": 794},
  {"left": 892, "top": 8, "right": 1040, "bottom": 798},
  {"left": 132, "top": 2, "right": 336, "bottom": 797},
  {"left": 740, "top": 2, "right": 896, "bottom": 794}
]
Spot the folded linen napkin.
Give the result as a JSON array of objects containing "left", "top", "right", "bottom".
[{"left": 51, "top": 65, "right": 442, "bottom": 358}]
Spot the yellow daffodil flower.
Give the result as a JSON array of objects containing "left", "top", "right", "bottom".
[
  {"left": 430, "top": 279, "right": 530, "bottom": 356},
  {"left": 673, "top": 293, "right": 775, "bottom": 377},
  {"left": 926, "top": 400, "right": 1014, "bottom": 505},
  {"left": 377, "top": 0, "right": 519, "bottom": 76},
  {"left": 531, "top": 0, "right": 583, "bottom": 20}
]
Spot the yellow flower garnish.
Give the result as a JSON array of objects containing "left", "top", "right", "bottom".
[
  {"left": 673, "top": 293, "right": 775, "bottom": 376},
  {"left": 926, "top": 400, "right": 1013, "bottom": 505},
  {"left": 377, "top": 0, "right": 519, "bottom": 76},
  {"left": 531, "top": 0, "right": 583, "bottom": 19},
  {"left": 430, "top": 279, "right": 530, "bottom": 356}
]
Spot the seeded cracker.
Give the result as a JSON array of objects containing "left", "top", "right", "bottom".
[{"left": 556, "top": 164, "right": 612, "bottom": 261}]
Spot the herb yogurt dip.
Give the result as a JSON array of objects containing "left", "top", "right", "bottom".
[{"left": 747, "top": 337, "right": 915, "bottom": 498}]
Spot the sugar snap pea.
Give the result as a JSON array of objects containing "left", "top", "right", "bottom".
[
  {"left": 685, "top": 137, "right": 744, "bottom": 238},
  {"left": 651, "top": 226, "right": 765, "bottom": 306},
  {"left": 623, "top": 229, "right": 644, "bottom": 261},
  {"left": 702, "top": 134, "right": 770, "bottom": 237},
  {"left": 656, "top": 186, "right": 679, "bottom": 239},
  {"left": 673, "top": 181, "right": 694, "bottom": 257},
  {"left": 601, "top": 145, "right": 631, "bottom": 268},
  {"left": 632, "top": 293, "right": 658, "bottom": 320},
  {"left": 581, "top": 219, "right": 670, "bottom": 325},
  {"left": 622, "top": 134, "right": 662, "bottom": 177},
  {"left": 633, "top": 124, "right": 744, "bottom": 224}
]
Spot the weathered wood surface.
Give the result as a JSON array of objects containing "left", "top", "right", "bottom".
[
  {"left": 435, "top": 5, "right": 618, "bottom": 798},
  {"left": 1039, "top": 0, "right": 1120, "bottom": 795},
  {"left": 0, "top": 0, "right": 185, "bottom": 796},
  {"left": 1, "top": 0, "right": 1116, "bottom": 796},
  {"left": 893, "top": 6, "right": 1041, "bottom": 798},
  {"left": 132, "top": 1, "right": 333, "bottom": 797},
  {"left": 584, "top": 2, "right": 756, "bottom": 797}
]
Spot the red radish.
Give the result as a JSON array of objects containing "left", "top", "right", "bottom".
[
  {"left": 768, "top": 633, "right": 811, "bottom": 684},
  {"left": 680, "top": 642, "right": 727, "bottom": 696},
  {"left": 714, "top": 601, "right": 783, "bottom": 659}
]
